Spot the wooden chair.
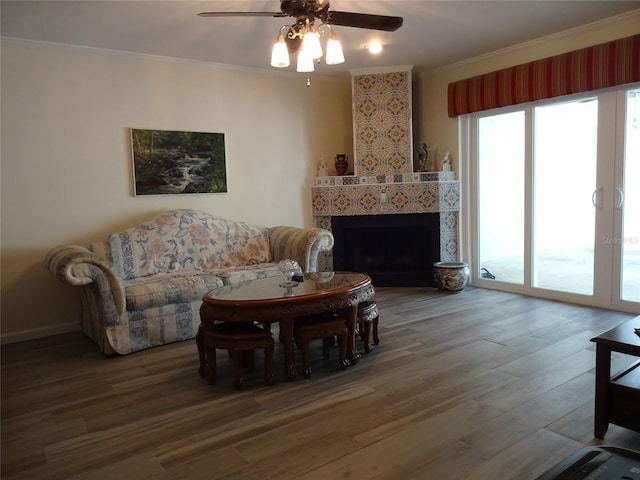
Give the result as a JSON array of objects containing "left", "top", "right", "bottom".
[
  {"left": 357, "top": 301, "right": 379, "bottom": 354},
  {"left": 293, "top": 313, "right": 348, "bottom": 379},
  {"left": 196, "top": 322, "right": 276, "bottom": 389}
]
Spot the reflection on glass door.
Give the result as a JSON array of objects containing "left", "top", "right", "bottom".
[
  {"left": 532, "top": 99, "right": 598, "bottom": 295},
  {"left": 620, "top": 89, "right": 640, "bottom": 303}
]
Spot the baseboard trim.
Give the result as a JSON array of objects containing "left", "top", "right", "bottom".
[{"left": 1, "top": 322, "right": 81, "bottom": 345}]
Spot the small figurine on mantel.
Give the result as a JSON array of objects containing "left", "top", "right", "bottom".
[
  {"left": 416, "top": 142, "right": 430, "bottom": 172},
  {"left": 317, "top": 157, "right": 327, "bottom": 177},
  {"left": 442, "top": 151, "right": 452, "bottom": 172}
]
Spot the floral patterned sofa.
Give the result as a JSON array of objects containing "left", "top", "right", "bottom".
[{"left": 46, "top": 209, "right": 334, "bottom": 355}]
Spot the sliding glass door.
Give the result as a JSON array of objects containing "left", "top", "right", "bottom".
[
  {"left": 532, "top": 98, "right": 598, "bottom": 296},
  {"left": 617, "top": 89, "right": 640, "bottom": 306},
  {"left": 466, "top": 84, "right": 640, "bottom": 313},
  {"left": 477, "top": 111, "right": 525, "bottom": 285}
]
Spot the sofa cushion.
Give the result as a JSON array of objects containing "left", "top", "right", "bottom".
[
  {"left": 107, "top": 210, "right": 271, "bottom": 280},
  {"left": 125, "top": 271, "right": 224, "bottom": 311}
]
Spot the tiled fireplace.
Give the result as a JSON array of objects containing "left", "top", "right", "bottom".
[{"left": 311, "top": 66, "right": 460, "bottom": 285}]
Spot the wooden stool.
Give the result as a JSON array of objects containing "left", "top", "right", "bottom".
[
  {"left": 294, "top": 313, "right": 348, "bottom": 379},
  {"left": 196, "top": 322, "right": 276, "bottom": 389},
  {"left": 357, "top": 301, "right": 379, "bottom": 354}
]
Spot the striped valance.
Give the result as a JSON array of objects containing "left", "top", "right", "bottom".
[{"left": 448, "top": 34, "right": 640, "bottom": 117}]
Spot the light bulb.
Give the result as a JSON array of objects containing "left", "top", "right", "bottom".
[
  {"left": 296, "top": 48, "right": 315, "bottom": 73},
  {"left": 302, "top": 29, "right": 323, "bottom": 60},
  {"left": 270, "top": 34, "right": 290, "bottom": 68},
  {"left": 326, "top": 33, "right": 345, "bottom": 65},
  {"left": 367, "top": 42, "right": 383, "bottom": 54}
]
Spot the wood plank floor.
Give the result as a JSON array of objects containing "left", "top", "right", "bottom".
[{"left": 2, "top": 287, "right": 639, "bottom": 479}]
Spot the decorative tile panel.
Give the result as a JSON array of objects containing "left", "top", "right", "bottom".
[
  {"left": 352, "top": 68, "right": 413, "bottom": 176},
  {"left": 385, "top": 185, "right": 412, "bottom": 214},
  {"left": 438, "top": 181, "right": 461, "bottom": 212},
  {"left": 415, "top": 183, "right": 440, "bottom": 212},
  {"left": 352, "top": 185, "right": 382, "bottom": 215},
  {"left": 440, "top": 212, "right": 458, "bottom": 261},
  {"left": 331, "top": 189, "right": 354, "bottom": 216},
  {"left": 311, "top": 188, "right": 330, "bottom": 216},
  {"left": 312, "top": 181, "right": 459, "bottom": 217},
  {"left": 312, "top": 171, "right": 456, "bottom": 187}
]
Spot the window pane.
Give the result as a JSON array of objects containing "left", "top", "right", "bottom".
[
  {"left": 478, "top": 111, "right": 524, "bottom": 284},
  {"left": 621, "top": 89, "right": 640, "bottom": 302},
  {"left": 533, "top": 99, "right": 597, "bottom": 295}
]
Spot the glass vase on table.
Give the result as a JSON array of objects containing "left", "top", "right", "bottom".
[{"left": 278, "top": 259, "right": 302, "bottom": 288}]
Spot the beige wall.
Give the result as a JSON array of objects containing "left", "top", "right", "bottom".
[
  {"left": 415, "top": 11, "right": 640, "bottom": 171},
  {"left": 3, "top": 11, "right": 638, "bottom": 342},
  {"left": 0, "top": 41, "right": 353, "bottom": 340}
]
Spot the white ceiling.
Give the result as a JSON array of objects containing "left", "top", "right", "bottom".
[{"left": 2, "top": 1, "right": 639, "bottom": 77}]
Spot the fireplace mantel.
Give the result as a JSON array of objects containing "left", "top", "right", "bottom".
[{"left": 312, "top": 171, "right": 458, "bottom": 216}]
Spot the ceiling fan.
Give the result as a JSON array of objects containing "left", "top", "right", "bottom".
[
  {"left": 198, "top": 1, "right": 404, "bottom": 32},
  {"left": 198, "top": 1, "right": 403, "bottom": 72}
]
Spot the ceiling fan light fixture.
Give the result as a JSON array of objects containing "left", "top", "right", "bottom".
[
  {"left": 296, "top": 48, "right": 315, "bottom": 73},
  {"left": 325, "top": 32, "right": 345, "bottom": 65},
  {"left": 199, "top": 1, "right": 404, "bottom": 75},
  {"left": 270, "top": 34, "right": 290, "bottom": 68}
]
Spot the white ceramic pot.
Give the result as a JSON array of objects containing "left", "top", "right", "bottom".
[{"left": 433, "top": 261, "right": 469, "bottom": 292}]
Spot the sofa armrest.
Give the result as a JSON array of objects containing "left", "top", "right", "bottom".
[
  {"left": 45, "top": 245, "right": 126, "bottom": 314},
  {"left": 269, "top": 226, "right": 334, "bottom": 272}
]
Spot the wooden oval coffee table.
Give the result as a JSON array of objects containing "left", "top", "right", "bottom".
[{"left": 200, "top": 272, "right": 375, "bottom": 381}]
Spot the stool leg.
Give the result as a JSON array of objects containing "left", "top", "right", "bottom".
[
  {"left": 372, "top": 316, "right": 380, "bottom": 345},
  {"left": 322, "top": 338, "right": 331, "bottom": 360},
  {"left": 196, "top": 326, "right": 206, "bottom": 377},
  {"left": 230, "top": 350, "right": 245, "bottom": 390},
  {"left": 243, "top": 350, "right": 255, "bottom": 372},
  {"left": 205, "top": 346, "right": 217, "bottom": 385},
  {"left": 357, "top": 321, "right": 366, "bottom": 342},
  {"left": 264, "top": 341, "right": 276, "bottom": 385},
  {"left": 337, "top": 331, "right": 348, "bottom": 370},
  {"left": 363, "top": 321, "right": 372, "bottom": 354},
  {"left": 301, "top": 338, "right": 312, "bottom": 379}
]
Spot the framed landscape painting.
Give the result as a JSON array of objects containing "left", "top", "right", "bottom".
[{"left": 131, "top": 128, "right": 227, "bottom": 195}]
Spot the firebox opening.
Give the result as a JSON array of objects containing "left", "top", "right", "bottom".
[{"left": 332, "top": 213, "right": 440, "bottom": 287}]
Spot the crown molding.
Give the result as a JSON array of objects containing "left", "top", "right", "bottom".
[{"left": 429, "top": 9, "right": 640, "bottom": 74}]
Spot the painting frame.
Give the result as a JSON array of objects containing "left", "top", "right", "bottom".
[{"left": 130, "top": 128, "right": 227, "bottom": 196}]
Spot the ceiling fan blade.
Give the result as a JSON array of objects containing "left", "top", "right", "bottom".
[
  {"left": 198, "top": 11, "right": 287, "bottom": 18},
  {"left": 327, "top": 11, "right": 403, "bottom": 31}
]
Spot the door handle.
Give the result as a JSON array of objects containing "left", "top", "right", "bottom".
[
  {"left": 591, "top": 188, "right": 603, "bottom": 209},
  {"left": 615, "top": 187, "right": 624, "bottom": 209}
]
